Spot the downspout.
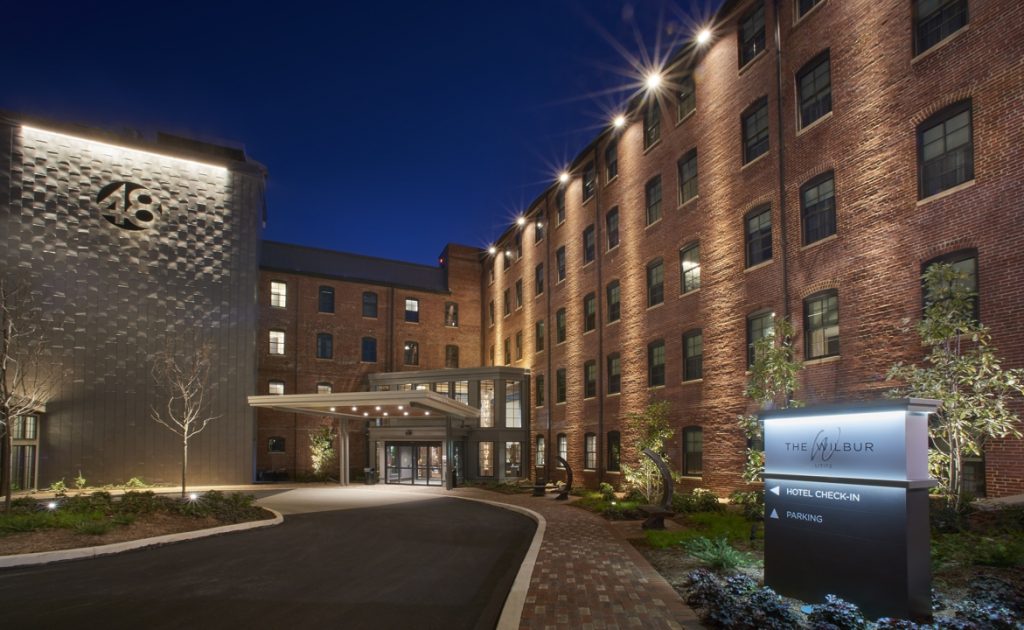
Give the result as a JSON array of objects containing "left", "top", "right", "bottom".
[
  {"left": 592, "top": 151, "right": 606, "bottom": 484},
  {"left": 387, "top": 287, "right": 395, "bottom": 372},
  {"left": 544, "top": 197, "right": 554, "bottom": 484}
]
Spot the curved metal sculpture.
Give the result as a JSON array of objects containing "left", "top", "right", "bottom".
[
  {"left": 555, "top": 456, "right": 573, "bottom": 500},
  {"left": 640, "top": 448, "right": 675, "bottom": 529}
]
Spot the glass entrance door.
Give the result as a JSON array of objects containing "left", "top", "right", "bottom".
[{"left": 385, "top": 442, "right": 444, "bottom": 486}]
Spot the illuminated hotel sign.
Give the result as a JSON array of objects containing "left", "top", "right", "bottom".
[
  {"left": 762, "top": 399, "right": 938, "bottom": 621},
  {"left": 97, "top": 181, "right": 162, "bottom": 230}
]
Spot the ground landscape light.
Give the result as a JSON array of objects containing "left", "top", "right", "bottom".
[
  {"left": 329, "top": 407, "right": 336, "bottom": 412},
  {"left": 47, "top": 501, "right": 57, "bottom": 510},
  {"left": 189, "top": 493, "right": 198, "bottom": 501}
]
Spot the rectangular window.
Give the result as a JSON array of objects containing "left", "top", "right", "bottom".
[
  {"left": 914, "top": 0, "right": 968, "bottom": 56},
  {"left": 535, "top": 263, "right": 544, "bottom": 295},
  {"left": 644, "top": 102, "right": 661, "bottom": 148},
  {"left": 582, "top": 225, "right": 596, "bottom": 264},
  {"left": 505, "top": 442, "right": 522, "bottom": 477},
  {"left": 556, "top": 247, "right": 566, "bottom": 282},
  {"left": 535, "top": 374, "right": 545, "bottom": 407},
  {"left": 585, "top": 434, "right": 597, "bottom": 469},
  {"left": 269, "top": 380, "right": 284, "bottom": 395},
  {"left": 504, "top": 337, "right": 511, "bottom": 366},
  {"left": 445, "top": 302, "right": 459, "bottom": 327},
  {"left": 556, "top": 368, "right": 567, "bottom": 403},
  {"left": 918, "top": 101, "right": 973, "bottom": 199},
  {"left": 268, "top": 437, "right": 286, "bottom": 453},
  {"left": 645, "top": 176, "right": 662, "bottom": 225},
  {"left": 318, "top": 286, "right": 334, "bottom": 313},
  {"left": 478, "top": 442, "right": 494, "bottom": 477},
  {"left": 739, "top": 2, "right": 766, "bottom": 67},
  {"left": 535, "top": 319, "right": 545, "bottom": 352},
  {"left": 745, "top": 207, "right": 773, "bottom": 267},
  {"left": 270, "top": 281, "right": 287, "bottom": 308},
  {"left": 743, "top": 97, "right": 770, "bottom": 163},
  {"left": 404, "top": 298, "right": 419, "bottom": 323},
  {"left": 677, "top": 75, "right": 696, "bottom": 121},
  {"left": 605, "top": 140, "right": 618, "bottom": 181},
  {"left": 489, "top": 346, "right": 495, "bottom": 366},
  {"left": 583, "top": 161, "right": 596, "bottom": 201},
  {"left": 801, "top": 172, "right": 836, "bottom": 244},
  {"left": 798, "top": 51, "right": 831, "bottom": 129},
  {"left": 316, "top": 333, "right": 333, "bottom": 359},
  {"left": 556, "top": 308, "right": 566, "bottom": 343},
  {"left": 503, "top": 288, "right": 511, "bottom": 317},
  {"left": 515, "top": 331, "right": 523, "bottom": 360},
  {"left": 536, "top": 435, "right": 546, "bottom": 467},
  {"left": 403, "top": 341, "right": 419, "bottom": 365},
  {"left": 583, "top": 293, "right": 596, "bottom": 332},
  {"left": 606, "top": 281, "right": 620, "bottom": 322},
  {"left": 515, "top": 279, "right": 523, "bottom": 309},
  {"left": 488, "top": 300, "right": 495, "bottom": 326},
  {"left": 489, "top": 265, "right": 495, "bottom": 285},
  {"left": 797, "top": 0, "right": 823, "bottom": 18},
  {"left": 607, "top": 353, "right": 621, "bottom": 394},
  {"left": 683, "top": 330, "right": 703, "bottom": 381},
  {"left": 584, "top": 361, "right": 597, "bottom": 398},
  {"left": 607, "top": 431, "right": 621, "bottom": 471},
  {"left": 924, "top": 249, "right": 979, "bottom": 321},
  {"left": 317, "top": 383, "right": 332, "bottom": 394},
  {"left": 361, "top": 292, "right": 378, "bottom": 318},
  {"left": 680, "top": 243, "right": 701, "bottom": 293},
  {"left": 648, "top": 340, "right": 665, "bottom": 387},
  {"left": 445, "top": 344, "right": 459, "bottom": 368},
  {"left": 556, "top": 189, "right": 566, "bottom": 225},
  {"left": 480, "top": 380, "right": 495, "bottom": 427},
  {"left": 534, "top": 216, "right": 545, "bottom": 243},
  {"left": 361, "top": 337, "right": 377, "bottom": 362},
  {"left": 503, "top": 249, "right": 511, "bottom": 270},
  {"left": 606, "top": 208, "right": 619, "bottom": 249},
  {"left": 647, "top": 259, "right": 664, "bottom": 307},
  {"left": 269, "top": 330, "right": 285, "bottom": 355},
  {"left": 747, "top": 311, "right": 774, "bottom": 367},
  {"left": 506, "top": 381, "right": 522, "bottom": 428},
  {"left": 804, "top": 290, "right": 840, "bottom": 359},
  {"left": 455, "top": 381, "right": 469, "bottom": 405},
  {"left": 677, "top": 149, "right": 698, "bottom": 204},
  {"left": 515, "top": 232, "right": 523, "bottom": 260},
  {"left": 557, "top": 434, "right": 568, "bottom": 465},
  {"left": 683, "top": 427, "right": 703, "bottom": 476}
]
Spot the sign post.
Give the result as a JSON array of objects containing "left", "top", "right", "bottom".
[{"left": 762, "top": 399, "right": 938, "bottom": 621}]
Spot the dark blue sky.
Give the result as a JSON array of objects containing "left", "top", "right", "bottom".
[{"left": 5, "top": 1, "right": 716, "bottom": 264}]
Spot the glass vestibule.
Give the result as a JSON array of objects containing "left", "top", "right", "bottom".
[{"left": 384, "top": 442, "right": 445, "bottom": 486}]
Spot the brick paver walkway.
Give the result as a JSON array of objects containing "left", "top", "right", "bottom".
[{"left": 449, "top": 488, "right": 702, "bottom": 630}]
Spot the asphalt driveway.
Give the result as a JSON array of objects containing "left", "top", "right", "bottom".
[{"left": 0, "top": 493, "right": 535, "bottom": 629}]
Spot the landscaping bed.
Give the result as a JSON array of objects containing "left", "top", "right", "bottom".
[{"left": 0, "top": 490, "right": 275, "bottom": 556}]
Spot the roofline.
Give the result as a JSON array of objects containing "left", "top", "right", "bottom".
[
  {"left": 247, "top": 390, "right": 481, "bottom": 419},
  {"left": 258, "top": 264, "right": 452, "bottom": 295},
  {"left": 261, "top": 240, "right": 450, "bottom": 272}
]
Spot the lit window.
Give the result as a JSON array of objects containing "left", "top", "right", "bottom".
[
  {"left": 606, "top": 280, "right": 620, "bottom": 322},
  {"left": 515, "top": 279, "right": 523, "bottom": 309},
  {"left": 445, "top": 302, "right": 459, "bottom": 327},
  {"left": 316, "top": 333, "right": 333, "bottom": 359},
  {"left": 682, "top": 426, "right": 703, "bottom": 476},
  {"left": 583, "top": 162, "right": 596, "bottom": 201},
  {"left": 317, "top": 383, "right": 332, "bottom": 394},
  {"left": 361, "top": 337, "right": 377, "bottom": 362},
  {"left": 583, "top": 293, "right": 596, "bottom": 332},
  {"left": 606, "top": 208, "right": 620, "bottom": 250},
  {"left": 535, "top": 319, "right": 545, "bottom": 352},
  {"left": 318, "top": 286, "right": 334, "bottom": 313},
  {"left": 270, "top": 281, "right": 287, "bottom": 308},
  {"left": 745, "top": 206, "right": 772, "bottom": 267},
  {"left": 797, "top": 51, "right": 831, "bottom": 128},
  {"left": 607, "top": 431, "right": 621, "bottom": 471},
  {"left": 739, "top": 2, "right": 766, "bottom": 67},
  {"left": 743, "top": 97, "right": 769, "bottom": 163},
  {"left": 455, "top": 381, "right": 469, "bottom": 405},
  {"left": 535, "top": 374, "right": 545, "bottom": 407},
  {"left": 680, "top": 243, "right": 701, "bottom": 293},
  {"left": 605, "top": 140, "right": 618, "bottom": 181},
  {"left": 556, "top": 189, "right": 566, "bottom": 225},
  {"left": 268, "top": 437, "right": 286, "bottom": 453},
  {"left": 647, "top": 258, "right": 664, "bottom": 307},
  {"left": 747, "top": 311, "right": 774, "bottom": 367},
  {"left": 445, "top": 345, "right": 459, "bottom": 368},
  {"left": 801, "top": 172, "right": 836, "bottom": 244},
  {"left": 683, "top": 330, "right": 703, "bottom": 381},
  {"left": 584, "top": 361, "right": 597, "bottom": 398},
  {"left": 648, "top": 340, "right": 666, "bottom": 387},
  {"left": 479, "top": 442, "right": 494, "bottom": 476},
  {"left": 804, "top": 290, "right": 840, "bottom": 359},
  {"left": 556, "top": 308, "right": 566, "bottom": 343},
  {"left": 556, "top": 368, "right": 566, "bottom": 403},
  {"left": 403, "top": 341, "right": 419, "bottom": 365},
  {"left": 645, "top": 176, "right": 662, "bottom": 225},
  {"left": 918, "top": 101, "right": 973, "bottom": 199},
  {"left": 362, "top": 292, "right": 378, "bottom": 318},
  {"left": 269, "top": 330, "right": 285, "bottom": 355},
  {"left": 505, "top": 442, "right": 522, "bottom": 477},
  {"left": 536, "top": 435, "right": 546, "bottom": 467},
  {"left": 268, "top": 380, "right": 284, "bottom": 395},
  {"left": 677, "top": 149, "right": 698, "bottom": 205},
  {"left": 644, "top": 101, "right": 661, "bottom": 149},
  {"left": 583, "top": 225, "right": 596, "bottom": 264},
  {"left": 506, "top": 381, "right": 522, "bottom": 428},
  {"left": 914, "top": 0, "right": 967, "bottom": 56},
  {"left": 404, "top": 298, "right": 419, "bottom": 323},
  {"left": 515, "top": 331, "right": 523, "bottom": 360},
  {"left": 585, "top": 433, "right": 597, "bottom": 469},
  {"left": 607, "top": 353, "right": 621, "bottom": 394},
  {"left": 556, "top": 247, "right": 566, "bottom": 282},
  {"left": 535, "top": 263, "right": 544, "bottom": 295},
  {"left": 677, "top": 75, "right": 696, "bottom": 121},
  {"left": 557, "top": 433, "right": 568, "bottom": 465},
  {"left": 480, "top": 381, "right": 495, "bottom": 427}
]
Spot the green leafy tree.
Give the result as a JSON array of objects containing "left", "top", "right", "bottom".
[
  {"left": 887, "top": 263, "right": 1024, "bottom": 511},
  {"left": 738, "top": 317, "right": 803, "bottom": 483},
  {"left": 621, "top": 400, "right": 676, "bottom": 503}
]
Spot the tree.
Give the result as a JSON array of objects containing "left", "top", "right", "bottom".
[
  {"left": 309, "top": 424, "right": 337, "bottom": 481},
  {"left": 887, "top": 263, "right": 1024, "bottom": 511},
  {"left": 151, "top": 343, "right": 220, "bottom": 498},
  {"left": 620, "top": 400, "right": 676, "bottom": 503},
  {"left": 0, "top": 279, "right": 56, "bottom": 510},
  {"left": 738, "top": 316, "right": 803, "bottom": 483}
]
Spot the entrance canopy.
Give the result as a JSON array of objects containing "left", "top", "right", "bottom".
[{"left": 247, "top": 390, "right": 480, "bottom": 421}]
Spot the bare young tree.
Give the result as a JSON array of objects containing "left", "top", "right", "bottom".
[
  {"left": 0, "top": 279, "right": 56, "bottom": 509},
  {"left": 151, "top": 343, "right": 220, "bottom": 498}
]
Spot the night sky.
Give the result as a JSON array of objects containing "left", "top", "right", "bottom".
[{"left": 4, "top": 1, "right": 716, "bottom": 265}]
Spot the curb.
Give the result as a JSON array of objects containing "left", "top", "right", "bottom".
[{"left": 0, "top": 508, "right": 284, "bottom": 569}]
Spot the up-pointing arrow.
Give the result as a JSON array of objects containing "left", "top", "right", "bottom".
[
  {"left": 770, "top": 485, "right": 780, "bottom": 496},
  {"left": 770, "top": 508, "right": 779, "bottom": 519}
]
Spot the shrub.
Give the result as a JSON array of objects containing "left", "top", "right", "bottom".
[
  {"left": 598, "top": 482, "right": 615, "bottom": 501},
  {"left": 72, "top": 520, "right": 111, "bottom": 536},
  {"left": 74, "top": 470, "right": 87, "bottom": 491},
  {"left": 124, "top": 476, "right": 149, "bottom": 489},
  {"left": 744, "top": 586, "right": 801, "bottom": 629},
  {"left": 673, "top": 488, "right": 724, "bottom": 513},
  {"left": 968, "top": 575, "right": 1023, "bottom": 615},
  {"left": 49, "top": 478, "right": 68, "bottom": 497},
  {"left": 971, "top": 536, "right": 1024, "bottom": 567},
  {"left": 951, "top": 600, "right": 1019, "bottom": 629},
  {"left": 194, "top": 491, "right": 261, "bottom": 523},
  {"left": 118, "top": 491, "right": 166, "bottom": 515},
  {"left": 874, "top": 619, "right": 924, "bottom": 629},
  {"left": 730, "top": 490, "right": 765, "bottom": 521},
  {"left": 806, "top": 594, "right": 867, "bottom": 630},
  {"left": 682, "top": 569, "right": 797, "bottom": 629},
  {"left": 683, "top": 537, "right": 758, "bottom": 570}
]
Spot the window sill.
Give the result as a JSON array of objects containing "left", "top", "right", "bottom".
[
  {"left": 679, "top": 474, "right": 704, "bottom": 480},
  {"left": 645, "top": 217, "right": 663, "bottom": 231},
  {"left": 359, "top": 361, "right": 377, "bottom": 365},
  {"left": 741, "top": 152, "right": 769, "bottom": 171},
  {"left": 677, "top": 195, "right": 699, "bottom": 211},
  {"left": 676, "top": 109, "right": 696, "bottom": 127},
  {"left": 606, "top": 392, "right": 620, "bottom": 398},
  {"left": 582, "top": 260, "right": 595, "bottom": 270},
  {"left": 796, "top": 110, "right": 832, "bottom": 137},
  {"left": 606, "top": 318, "right": 620, "bottom": 327},
  {"left": 801, "top": 233, "right": 838, "bottom": 251},
  {"left": 679, "top": 288, "right": 700, "bottom": 298},
  {"left": 744, "top": 259, "right": 774, "bottom": 273},
  {"left": 912, "top": 25, "right": 969, "bottom": 65},
  {"left": 583, "top": 195, "right": 595, "bottom": 206},
  {"left": 607, "top": 243, "right": 619, "bottom": 254},
  {"left": 605, "top": 175, "right": 618, "bottom": 187},
  {"left": 804, "top": 354, "right": 840, "bottom": 366},
  {"left": 917, "top": 179, "right": 976, "bottom": 206},
  {"left": 583, "top": 329, "right": 596, "bottom": 336},
  {"left": 646, "top": 302, "right": 664, "bottom": 312},
  {"left": 404, "top": 321, "right": 420, "bottom": 325},
  {"left": 738, "top": 49, "right": 767, "bottom": 76},
  {"left": 642, "top": 139, "right": 662, "bottom": 155},
  {"left": 648, "top": 385, "right": 666, "bottom": 391},
  {"left": 556, "top": 401, "right": 566, "bottom": 406},
  {"left": 681, "top": 378, "right": 703, "bottom": 385},
  {"left": 362, "top": 316, "right": 378, "bottom": 320}
]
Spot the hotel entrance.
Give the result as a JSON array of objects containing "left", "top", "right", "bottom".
[{"left": 385, "top": 442, "right": 445, "bottom": 486}]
